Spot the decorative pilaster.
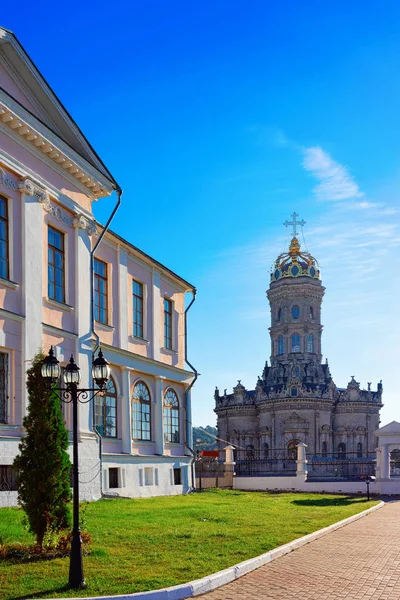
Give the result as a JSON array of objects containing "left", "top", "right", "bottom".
[
  {"left": 152, "top": 270, "right": 161, "bottom": 360},
  {"left": 121, "top": 367, "right": 132, "bottom": 454},
  {"left": 118, "top": 248, "right": 128, "bottom": 349},
  {"left": 74, "top": 221, "right": 92, "bottom": 434},
  {"left": 154, "top": 376, "right": 164, "bottom": 455},
  {"left": 20, "top": 177, "right": 44, "bottom": 416}
]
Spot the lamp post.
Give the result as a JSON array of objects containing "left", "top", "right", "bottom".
[{"left": 41, "top": 346, "right": 110, "bottom": 589}]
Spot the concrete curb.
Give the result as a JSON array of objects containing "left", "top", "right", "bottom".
[{"left": 53, "top": 501, "right": 384, "bottom": 600}]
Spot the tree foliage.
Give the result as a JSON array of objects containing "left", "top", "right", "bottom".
[{"left": 13, "top": 352, "right": 71, "bottom": 547}]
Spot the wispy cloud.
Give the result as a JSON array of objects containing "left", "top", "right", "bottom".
[{"left": 302, "top": 146, "right": 363, "bottom": 202}]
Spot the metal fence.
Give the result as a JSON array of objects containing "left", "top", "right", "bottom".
[
  {"left": 234, "top": 448, "right": 297, "bottom": 477},
  {"left": 307, "top": 455, "right": 375, "bottom": 481}
]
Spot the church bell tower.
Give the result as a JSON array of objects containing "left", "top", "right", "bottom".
[{"left": 267, "top": 213, "right": 325, "bottom": 385}]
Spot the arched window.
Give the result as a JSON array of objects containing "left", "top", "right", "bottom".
[
  {"left": 163, "top": 388, "right": 179, "bottom": 443},
  {"left": 322, "top": 441, "right": 328, "bottom": 457},
  {"left": 263, "top": 443, "right": 269, "bottom": 459},
  {"left": 357, "top": 442, "right": 362, "bottom": 458},
  {"left": 309, "top": 306, "right": 314, "bottom": 319},
  {"left": 291, "top": 386, "right": 298, "bottom": 397},
  {"left": 337, "top": 443, "right": 346, "bottom": 459},
  {"left": 277, "top": 307, "right": 282, "bottom": 322},
  {"left": 132, "top": 381, "right": 151, "bottom": 440},
  {"left": 291, "top": 305, "right": 300, "bottom": 319},
  {"left": 94, "top": 376, "right": 117, "bottom": 437},
  {"left": 307, "top": 334, "right": 314, "bottom": 353},
  {"left": 246, "top": 444, "right": 255, "bottom": 459},
  {"left": 278, "top": 335, "right": 285, "bottom": 355},
  {"left": 291, "top": 334, "right": 300, "bottom": 352}
]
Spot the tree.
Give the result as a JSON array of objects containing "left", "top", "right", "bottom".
[{"left": 13, "top": 352, "right": 71, "bottom": 547}]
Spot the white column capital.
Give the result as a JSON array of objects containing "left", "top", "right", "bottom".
[{"left": 73, "top": 214, "right": 98, "bottom": 237}]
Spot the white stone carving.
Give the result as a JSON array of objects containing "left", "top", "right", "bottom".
[
  {"left": 73, "top": 214, "right": 98, "bottom": 237},
  {"left": 19, "top": 178, "right": 74, "bottom": 227},
  {"left": 0, "top": 167, "right": 19, "bottom": 191}
]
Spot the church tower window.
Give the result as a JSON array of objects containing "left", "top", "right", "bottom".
[
  {"left": 322, "top": 441, "right": 328, "bottom": 457},
  {"left": 307, "top": 334, "right": 314, "bottom": 353},
  {"left": 357, "top": 442, "right": 362, "bottom": 458},
  {"left": 292, "top": 305, "right": 300, "bottom": 319},
  {"left": 291, "top": 334, "right": 300, "bottom": 352},
  {"left": 278, "top": 335, "right": 285, "bottom": 355},
  {"left": 338, "top": 443, "right": 346, "bottom": 459},
  {"left": 277, "top": 308, "right": 282, "bottom": 322},
  {"left": 291, "top": 386, "right": 297, "bottom": 397},
  {"left": 309, "top": 306, "right": 314, "bottom": 319},
  {"left": 263, "top": 443, "right": 269, "bottom": 459}
]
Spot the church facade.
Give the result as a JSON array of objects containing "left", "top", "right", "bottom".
[{"left": 215, "top": 218, "right": 382, "bottom": 460}]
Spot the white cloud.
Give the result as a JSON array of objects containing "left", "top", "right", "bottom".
[{"left": 302, "top": 146, "right": 363, "bottom": 202}]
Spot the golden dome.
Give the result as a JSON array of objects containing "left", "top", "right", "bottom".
[{"left": 271, "top": 236, "right": 320, "bottom": 282}]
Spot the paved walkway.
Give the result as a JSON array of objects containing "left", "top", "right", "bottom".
[{"left": 200, "top": 501, "right": 400, "bottom": 600}]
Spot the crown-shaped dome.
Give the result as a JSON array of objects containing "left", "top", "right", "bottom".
[{"left": 271, "top": 236, "right": 320, "bottom": 283}]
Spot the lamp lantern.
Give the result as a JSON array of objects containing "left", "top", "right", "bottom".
[
  {"left": 64, "top": 355, "right": 81, "bottom": 385},
  {"left": 92, "top": 348, "right": 110, "bottom": 388},
  {"left": 41, "top": 346, "right": 60, "bottom": 381}
]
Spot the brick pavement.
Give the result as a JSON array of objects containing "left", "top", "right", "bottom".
[{"left": 200, "top": 501, "right": 400, "bottom": 600}]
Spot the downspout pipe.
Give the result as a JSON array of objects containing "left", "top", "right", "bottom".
[
  {"left": 184, "top": 289, "right": 198, "bottom": 491},
  {"left": 89, "top": 187, "right": 122, "bottom": 495}
]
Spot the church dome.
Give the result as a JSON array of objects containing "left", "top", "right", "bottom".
[{"left": 271, "top": 236, "right": 320, "bottom": 283}]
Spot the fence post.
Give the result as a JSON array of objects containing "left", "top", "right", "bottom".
[
  {"left": 296, "top": 442, "right": 308, "bottom": 481},
  {"left": 224, "top": 445, "right": 236, "bottom": 488}
]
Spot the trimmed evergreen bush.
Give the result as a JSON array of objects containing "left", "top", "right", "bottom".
[{"left": 13, "top": 352, "right": 71, "bottom": 548}]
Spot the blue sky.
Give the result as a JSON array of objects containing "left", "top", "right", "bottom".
[{"left": 5, "top": 2, "right": 400, "bottom": 426}]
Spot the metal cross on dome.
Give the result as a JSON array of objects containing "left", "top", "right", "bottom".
[{"left": 283, "top": 212, "right": 306, "bottom": 237}]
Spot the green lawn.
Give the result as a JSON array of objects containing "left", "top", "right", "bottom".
[{"left": 0, "top": 490, "right": 378, "bottom": 599}]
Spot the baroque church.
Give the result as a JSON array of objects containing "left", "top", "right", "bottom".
[{"left": 214, "top": 215, "right": 383, "bottom": 459}]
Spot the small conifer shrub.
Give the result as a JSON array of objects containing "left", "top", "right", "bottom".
[{"left": 13, "top": 352, "right": 72, "bottom": 548}]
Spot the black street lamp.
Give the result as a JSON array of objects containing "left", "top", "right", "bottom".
[{"left": 41, "top": 346, "right": 110, "bottom": 589}]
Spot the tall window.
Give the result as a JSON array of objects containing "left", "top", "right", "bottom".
[
  {"left": 277, "top": 307, "right": 282, "bottom": 322},
  {"left": 132, "top": 280, "right": 144, "bottom": 338},
  {"left": 48, "top": 226, "right": 65, "bottom": 303},
  {"left": 291, "top": 333, "right": 300, "bottom": 352},
  {"left": 309, "top": 306, "right": 314, "bottom": 319},
  {"left": 132, "top": 381, "right": 151, "bottom": 440},
  {"left": 357, "top": 442, "right": 362, "bottom": 458},
  {"left": 95, "top": 376, "right": 117, "bottom": 437},
  {"left": 278, "top": 335, "right": 285, "bottom": 355},
  {"left": 0, "top": 196, "right": 9, "bottom": 280},
  {"left": 0, "top": 353, "right": 8, "bottom": 424},
  {"left": 94, "top": 258, "right": 108, "bottom": 324},
  {"left": 164, "top": 298, "right": 172, "bottom": 349},
  {"left": 322, "top": 441, "right": 328, "bottom": 457},
  {"left": 338, "top": 442, "right": 346, "bottom": 459},
  {"left": 291, "top": 305, "right": 300, "bottom": 319},
  {"left": 263, "top": 443, "right": 269, "bottom": 459},
  {"left": 163, "top": 388, "right": 179, "bottom": 443},
  {"left": 307, "top": 334, "right": 314, "bottom": 353}
]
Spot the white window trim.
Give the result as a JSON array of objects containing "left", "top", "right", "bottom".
[{"left": 132, "top": 277, "right": 147, "bottom": 341}]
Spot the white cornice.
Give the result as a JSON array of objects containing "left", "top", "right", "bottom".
[
  {"left": 0, "top": 91, "right": 114, "bottom": 199},
  {"left": 0, "top": 151, "right": 94, "bottom": 221}
]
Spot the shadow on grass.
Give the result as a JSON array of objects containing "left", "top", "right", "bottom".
[
  {"left": 291, "top": 496, "right": 369, "bottom": 507},
  {"left": 12, "top": 584, "right": 71, "bottom": 600}
]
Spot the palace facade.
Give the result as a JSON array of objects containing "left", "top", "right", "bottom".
[
  {"left": 0, "top": 27, "right": 196, "bottom": 505},
  {"left": 215, "top": 219, "right": 382, "bottom": 459}
]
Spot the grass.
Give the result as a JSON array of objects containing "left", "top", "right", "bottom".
[{"left": 0, "top": 490, "right": 378, "bottom": 599}]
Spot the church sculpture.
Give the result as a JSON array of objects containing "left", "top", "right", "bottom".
[{"left": 214, "top": 214, "right": 383, "bottom": 459}]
